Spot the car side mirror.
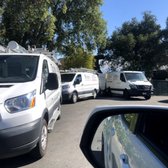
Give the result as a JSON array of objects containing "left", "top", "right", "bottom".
[
  {"left": 80, "top": 105, "right": 168, "bottom": 168},
  {"left": 46, "top": 73, "right": 59, "bottom": 90}
]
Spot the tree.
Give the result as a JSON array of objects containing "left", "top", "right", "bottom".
[
  {"left": 1, "top": 0, "right": 56, "bottom": 47},
  {"left": 99, "top": 12, "right": 167, "bottom": 76},
  {"left": 52, "top": 0, "right": 107, "bottom": 52},
  {"left": 1, "top": 0, "right": 106, "bottom": 53},
  {"left": 60, "top": 46, "right": 95, "bottom": 69}
]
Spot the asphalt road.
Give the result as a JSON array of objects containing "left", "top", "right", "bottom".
[{"left": 0, "top": 96, "right": 167, "bottom": 168}]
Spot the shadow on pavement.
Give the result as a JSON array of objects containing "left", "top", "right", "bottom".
[
  {"left": 96, "top": 95, "right": 146, "bottom": 101},
  {"left": 158, "top": 99, "right": 168, "bottom": 104},
  {"left": 0, "top": 154, "right": 38, "bottom": 168},
  {"left": 62, "top": 95, "right": 147, "bottom": 104}
]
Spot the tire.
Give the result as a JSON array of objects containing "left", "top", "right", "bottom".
[
  {"left": 123, "top": 90, "right": 130, "bottom": 99},
  {"left": 92, "top": 90, "right": 97, "bottom": 99},
  {"left": 144, "top": 94, "right": 151, "bottom": 100},
  {"left": 31, "top": 119, "right": 48, "bottom": 159},
  {"left": 71, "top": 91, "right": 78, "bottom": 103}
]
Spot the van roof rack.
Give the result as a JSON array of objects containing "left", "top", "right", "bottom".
[
  {"left": 0, "top": 41, "right": 60, "bottom": 64},
  {"left": 61, "top": 68, "right": 97, "bottom": 73}
]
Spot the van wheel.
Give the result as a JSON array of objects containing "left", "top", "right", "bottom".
[
  {"left": 144, "top": 94, "right": 151, "bottom": 100},
  {"left": 31, "top": 119, "right": 48, "bottom": 159},
  {"left": 71, "top": 92, "right": 78, "bottom": 103},
  {"left": 92, "top": 90, "right": 97, "bottom": 99},
  {"left": 123, "top": 90, "right": 130, "bottom": 99}
]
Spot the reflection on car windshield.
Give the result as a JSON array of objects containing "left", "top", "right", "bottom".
[
  {"left": 61, "top": 74, "right": 75, "bottom": 82},
  {"left": 125, "top": 73, "right": 147, "bottom": 81},
  {"left": 0, "top": 55, "right": 39, "bottom": 83}
]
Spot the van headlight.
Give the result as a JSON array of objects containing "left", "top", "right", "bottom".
[{"left": 5, "top": 90, "right": 36, "bottom": 113}]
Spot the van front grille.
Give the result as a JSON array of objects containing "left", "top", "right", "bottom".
[{"left": 137, "top": 85, "right": 151, "bottom": 90}]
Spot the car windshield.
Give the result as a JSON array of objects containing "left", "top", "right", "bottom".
[
  {"left": 125, "top": 73, "right": 147, "bottom": 82},
  {"left": 0, "top": 55, "right": 39, "bottom": 83},
  {"left": 61, "top": 74, "right": 75, "bottom": 82}
]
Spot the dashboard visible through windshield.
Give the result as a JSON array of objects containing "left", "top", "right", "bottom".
[
  {"left": 0, "top": 55, "right": 39, "bottom": 83},
  {"left": 125, "top": 73, "right": 147, "bottom": 82},
  {"left": 61, "top": 74, "right": 75, "bottom": 82}
]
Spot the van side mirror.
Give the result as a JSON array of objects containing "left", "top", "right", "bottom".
[{"left": 46, "top": 73, "right": 59, "bottom": 90}]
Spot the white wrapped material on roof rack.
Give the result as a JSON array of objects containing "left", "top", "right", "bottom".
[
  {"left": 2, "top": 41, "right": 60, "bottom": 65},
  {"left": 61, "top": 68, "right": 97, "bottom": 73},
  {"left": 0, "top": 45, "right": 6, "bottom": 53}
]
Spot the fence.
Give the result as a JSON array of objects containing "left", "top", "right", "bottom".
[{"left": 152, "top": 80, "right": 168, "bottom": 95}]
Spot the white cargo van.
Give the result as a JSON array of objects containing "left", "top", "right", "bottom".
[
  {"left": 101, "top": 71, "right": 153, "bottom": 99},
  {"left": 0, "top": 45, "right": 62, "bottom": 159},
  {"left": 61, "top": 71, "right": 99, "bottom": 103}
]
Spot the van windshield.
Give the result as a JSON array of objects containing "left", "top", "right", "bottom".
[
  {"left": 125, "top": 73, "right": 147, "bottom": 82},
  {"left": 0, "top": 55, "right": 39, "bottom": 83},
  {"left": 61, "top": 74, "right": 75, "bottom": 82}
]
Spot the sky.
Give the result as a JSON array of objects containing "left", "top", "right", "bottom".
[{"left": 101, "top": 0, "right": 168, "bottom": 36}]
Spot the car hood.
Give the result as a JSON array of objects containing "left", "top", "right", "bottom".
[{"left": 129, "top": 80, "right": 152, "bottom": 86}]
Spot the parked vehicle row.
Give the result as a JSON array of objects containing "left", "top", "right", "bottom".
[
  {"left": 0, "top": 41, "right": 154, "bottom": 160},
  {"left": 98, "top": 71, "right": 153, "bottom": 100},
  {"left": 61, "top": 70, "right": 99, "bottom": 103}
]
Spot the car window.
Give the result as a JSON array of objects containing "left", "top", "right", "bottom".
[
  {"left": 74, "top": 74, "right": 82, "bottom": 83},
  {"left": 61, "top": 73, "right": 75, "bottom": 82},
  {"left": 41, "top": 60, "right": 49, "bottom": 93},
  {"left": 137, "top": 112, "right": 168, "bottom": 165},
  {"left": 124, "top": 112, "right": 168, "bottom": 166},
  {"left": 120, "top": 73, "right": 126, "bottom": 82},
  {"left": 0, "top": 55, "right": 39, "bottom": 83}
]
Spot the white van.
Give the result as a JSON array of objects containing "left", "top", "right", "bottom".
[
  {"left": 0, "top": 52, "right": 62, "bottom": 159},
  {"left": 61, "top": 71, "right": 99, "bottom": 103},
  {"left": 102, "top": 71, "right": 153, "bottom": 99}
]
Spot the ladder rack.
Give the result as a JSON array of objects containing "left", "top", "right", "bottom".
[
  {"left": 61, "top": 68, "right": 97, "bottom": 73},
  {"left": 0, "top": 41, "right": 60, "bottom": 64}
]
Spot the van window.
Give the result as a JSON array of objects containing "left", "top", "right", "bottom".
[
  {"left": 124, "top": 113, "right": 168, "bottom": 165},
  {"left": 120, "top": 73, "right": 126, "bottom": 82},
  {"left": 0, "top": 55, "right": 39, "bottom": 83},
  {"left": 41, "top": 60, "right": 49, "bottom": 92},
  {"left": 125, "top": 73, "right": 147, "bottom": 82},
  {"left": 74, "top": 74, "right": 82, "bottom": 84},
  {"left": 137, "top": 112, "right": 168, "bottom": 165},
  {"left": 61, "top": 73, "right": 75, "bottom": 82}
]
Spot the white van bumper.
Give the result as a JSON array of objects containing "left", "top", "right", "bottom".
[{"left": 0, "top": 118, "right": 41, "bottom": 159}]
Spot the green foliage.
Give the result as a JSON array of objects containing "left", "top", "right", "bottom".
[
  {"left": 61, "top": 46, "right": 95, "bottom": 69},
  {"left": 1, "top": 0, "right": 106, "bottom": 52},
  {"left": 99, "top": 12, "right": 167, "bottom": 76},
  {"left": 51, "top": 0, "right": 107, "bottom": 52},
  {"left": 1, "top": 0, "right": 56, "bottom": 47}
]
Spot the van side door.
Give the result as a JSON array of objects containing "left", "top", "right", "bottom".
[
  {"left": 73, "top": 74, "right": 83, "bottom": 96},
  {"left": 41, "top": 60, "right": 60, "bottom": 120}
]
